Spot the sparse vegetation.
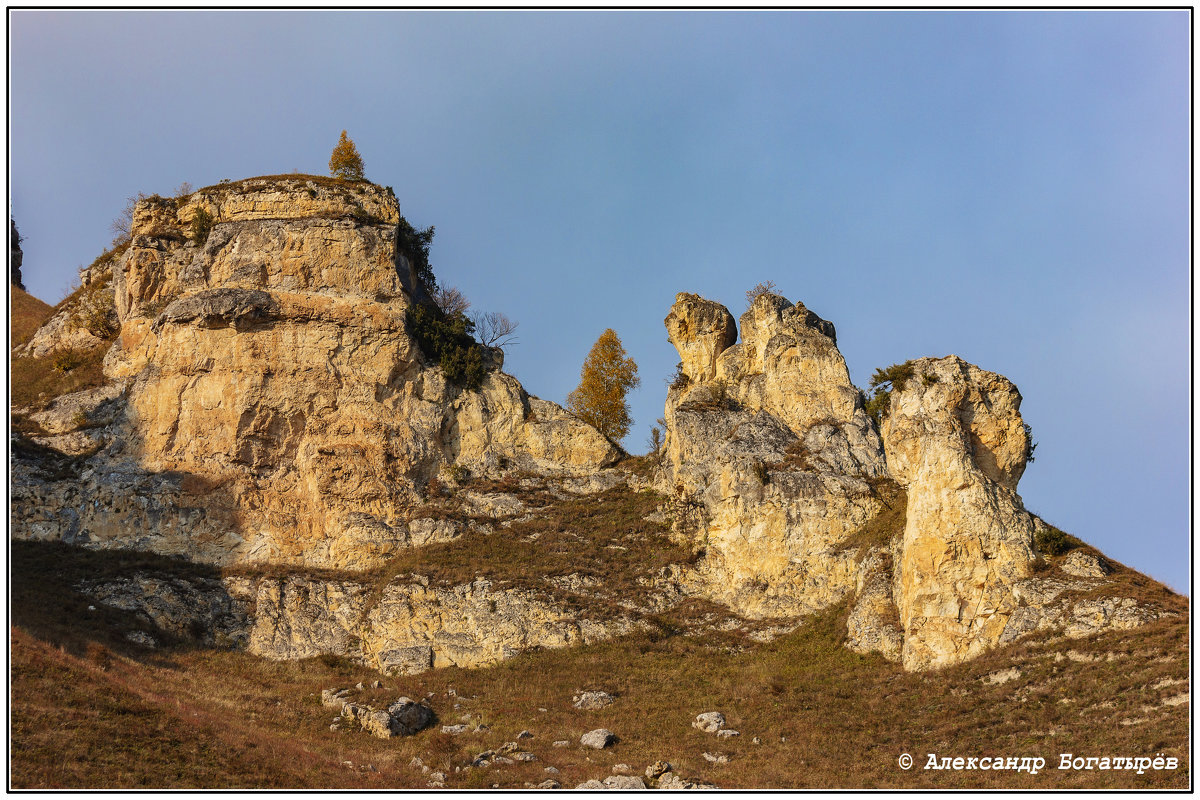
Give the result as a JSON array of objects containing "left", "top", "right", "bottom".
[
  {"left": 1035, "top": 524, "right": 1080, "bottom": 557},
  {"left": 745, "top": 280, "right": 778, "bottom": 309},
  {"left": 864, "top": 361, "right": 918, "bottom": 428},
  {"left": 405, "top": 302, "right": 486, "bottom": 391},
  {"left": 190, "top": 207, "right": 215, "bottom": 244}
]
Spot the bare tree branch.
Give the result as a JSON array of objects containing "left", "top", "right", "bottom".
[
  {"left": 473, "top": 311, "right": 519, "bottom": 350},
  {"left": 433, "top": 285, "right": 471, "bottom": 317}
]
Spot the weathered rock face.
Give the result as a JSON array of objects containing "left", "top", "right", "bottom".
[
  {"left": 80, "top": 570, "right": 637, "bottom": 674},
  {"left": 881, "top": 356, "right": 1038, "bottom": 670},
  {"left": 659, "top": 292, "right": 891, "bottom": 619},
  {"left": 658, "top": 293, "right": 1169, "bottom": 670},
  {"left": 11, "top": 176, "right": 618, "bottom": 569}
]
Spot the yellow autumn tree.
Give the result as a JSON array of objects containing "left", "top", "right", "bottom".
[
  {"left": 328, "top": 130, "right": 365, "bottom": 180},
  {"left": 566, "top": 328, "right": 640, "bottom": 442}
]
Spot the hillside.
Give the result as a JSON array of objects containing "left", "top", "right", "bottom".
[
  {"left": 10, "top": 522, "right": 1188, "bottom": 789},
  {"left": 9, "top": 285, "right": 54, "bottom": 348},
  {"left": 8, "top": 174, "right": 1190, "bottom": 789}
]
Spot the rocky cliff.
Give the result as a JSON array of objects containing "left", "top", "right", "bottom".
[
  {"left": 13, "top": 177, "right": 618, "bottom": 571},
  {"left": 9, "top": 178, "right": 1178, "bottom": 675},
  {"left": 658, "top": 291, "right": 1172, "bottom": 670}
]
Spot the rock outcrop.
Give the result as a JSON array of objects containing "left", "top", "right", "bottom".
[
  {"left": 79, "top": 569, "right": 639, "bottom": 673},
  {"left": 12, "top": 176, "right": 618, "bottom": 570},
  {"left": 10, "top": 176, "right": 1177, "bottom": 677},
  {"left": 881, "top": 356, "right": 1038, "bottom": 670},
  {"left": 657, "top": 291, "right": 1171, "bottom": 670},
  {"left": 659, "top": 292, "right": 891, "bottom": 619}
]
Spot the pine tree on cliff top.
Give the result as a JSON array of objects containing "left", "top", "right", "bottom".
[
  {"left": 567, "top": 329, "right": 640, "bottom": 442},
  {"left": 329, "top": 130, "right": 365, "bottom": 180}
]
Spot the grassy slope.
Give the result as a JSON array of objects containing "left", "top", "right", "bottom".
[
  {"left": 9, "top": 511, "right": 1189, "bottom": 790},
  {"left": 10, "top": 285, "right": 54, "bottom": 348}
]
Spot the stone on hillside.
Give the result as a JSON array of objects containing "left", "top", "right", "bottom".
[
  {"left": 658, "top": 773, "right": 717, "bottom": 790},
  {"left": 692, "top": 711, "right": 725, "bottom": 733},
  {"left": 1061, "top": 550, "right": 1111, "bottom": 579},
  {"left": 580, "top": 728, "right": 616, "bottom": 749},
  {"left": 553, "top": 740, "right": 570, "bottom": 748},
  {"left": 388, "top": 697, "right": 435, "bottom": 736},
  {"left": 646, "top": 761, "right": 673, "bottom": 781},
  {"left": 715, "top": 729, "right": 739, "bottom": 739},
  {"left": 575, "top": 780, "right": 607, "bottom": 789},
  {"left": 573, "top": 690, "right": 615, "bottom": 709},
  {"left": 702, "top": 752, "right": 729, "bottom": 764},
  {"left": 602, "top": 775, "right": 647, "bottom": 789},
  {"left": 537, "top": 779, "right": 561, "bottom": 789},
  {"left": 321, "top": 687, "right": 352, "bottom": 709}
]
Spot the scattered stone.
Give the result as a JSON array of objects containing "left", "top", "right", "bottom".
[
  {"left": 442, "top": 724, "right": 469, "bottom": 735},
  {"left": 340, "top": 696, "right": 434, "bottom": 739},
  {"left": 410, "top": 756, "right": 425, "bottom": 768},
  {"left": 716, "top": 729, "right": 739, "bottom": 739},
  {"left": 575, "top": 780, "right": 606, "bottom": 789},
  {"left": 692, "top": 712, "right": 726, "bottom": 733},
  {"left": 518, "top": 729, "right": 534, "bottom": 739},
  {"left": 537, "top": 779, "right": 561, "bottom": 789},
  {"left": 603, "top": 775, "right": 646, "bottom": 789},
  {"left": 355, "top": 682, "right": 364, "bottom": 690},
  {"left": 544, "top": 766, "right": 560, "bottom": 774},
  {"left": 499, "top": 741, "right": 521, "bottom": 754},
  {"left": 553, "top": 740, "right": 570, "bottom": 748},
  {"left": 702, "top": 752, "right": 729, "bottom": 764},
  {"left": 981, "top": 667, "right": 1022, "bottom": 685},
  {"left": 612, "top": 764, "right": 633, "bottom": 774},
  {"left": 329, "top": 723, "right": 340, "bottom": 731},
  {"left": 321, "top": 688, "right": 352, "bottom": 709},
  {"left": 493, "top": 756, "right": 515, "bottom": 766},
  {"left": 573, "top": 690, "right": 615, "bottom": 710},
  {"left": 645, "top": 761, "right": 673, "bottom": 781},
  {"left": 125, "top": 630, "right": 157, "bottom": 647},
  {"left": 538, "top": 707, "right": 548, "bottom": 713},
  {"left": 752, "top": 737, "right": 762, "bottom": 745},
  {"left": 514, "top": 752, "right": 537, "bottom": 762},
  {"left": 429, "top": 771, "right": 446, "bottom": 785},
  {"left": 372, "top": 680, "right": 382, "bottom": 689},
  {"left": 580, "top": 729, "right": 616, "bottom": 749},
  {"left": 658, "top": 773, "right": 716, "bottom": 790},
  {"left": 87, "top": 605, "right": 96, "bottom": 611}
]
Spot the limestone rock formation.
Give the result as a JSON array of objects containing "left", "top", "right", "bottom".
[
  {"left": 11, "top": 176, "right": 618, "bottom": 570},
  {"left": 659, "top": 291, "right": 890, "bottom": 619},
  {"left": 658, "top": 292, "right": 1170, "bottom": 670}
]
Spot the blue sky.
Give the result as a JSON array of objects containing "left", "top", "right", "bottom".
[{"left": 9, "top": 10, "right": 1191, "bottom": 592}]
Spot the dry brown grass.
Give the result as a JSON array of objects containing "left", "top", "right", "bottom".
[
  {"left": 10, "top": 285, "right": 54, "bottom": 347},
  {"left": 9, "top": 535, "right": 1189, "bottom": 790}
]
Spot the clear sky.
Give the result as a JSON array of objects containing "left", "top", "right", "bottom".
[{"left": 8, "top": 10, "right": 1191, "bottom": 592}]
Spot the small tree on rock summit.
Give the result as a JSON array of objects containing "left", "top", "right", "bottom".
[
  {"left": 567, "top": 329, "right": 640, "bottom": 443},
  {"left": 329, "top": 130, "right": 365, "bottom": 180}
]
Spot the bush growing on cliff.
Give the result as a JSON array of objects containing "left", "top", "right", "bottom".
[
  {"left": 190, "top": 208, "right": 215, "bottom": 244},
  {"left": 397, "top": 216, "right": 436, "bottom": 291},
  {"left": 405, "top": 302, "right": 485, "bottom": 391},
  {"left": 865, "top": 361, "right": 917, "bottom": 428}
]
